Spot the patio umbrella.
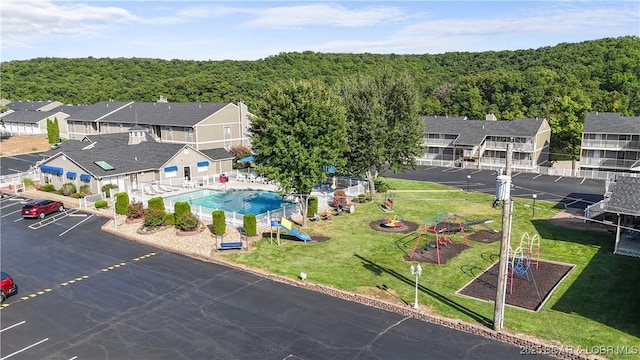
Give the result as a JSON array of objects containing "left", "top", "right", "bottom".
[{"left": 238, "top": 155, "right": 255, "bottom": 163}]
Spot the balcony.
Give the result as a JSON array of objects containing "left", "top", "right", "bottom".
[
  {"left": 581, "top": 139, "right": 640, "bottom": 150},
  {"left": 424, "top": 138, "right": 454, "bottom": 147},
  {"left": 479, "top": 158, "right": 535, "bottom": 168},
  {"left": 580, "top": 157, "right": 639, "bottom": 170},
  {"left": 485, "top": 141, "right": 534, "bottom": 152}
]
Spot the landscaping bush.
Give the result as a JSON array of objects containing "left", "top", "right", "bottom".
[
  {"left": 79, "top": 184, "right": 91, "bottom": 196},
  {"left": 61, "top": 182, "right": 76, "bottom": 196},
  {"left": 176, "top": 212, "right": 199, "bottom": 231},
  {"left": 94, "top": 200, "right": 108, "bottom": 209},
  {"left": 144, "top": 208, "right": 165, "bottom": 227},
  {"left": 375, "top": 179, "right": 390, "bottom": 193},
  {"left": 333, "top": 189, "right": 348, "bottom": 207},
  {"left": 353, "top": 193, "right": 373, "bottom": 203},
  {"left": 101, "top": 184, "right": 119, "bottom": 198},
  {"left": 307, "top": 196, "right": 318, "bottom": 217},
  {"left": 114, "top": 192, "right": 129, "bottom": 215},
  {"left": 174, "top": 201, "right": 191, "bottom": 219},
  {"left": 69, "top": 192, "right": 82, "bottom": 198},
  {"left": 147, "top": 197, "right": 165, "bottom": 213},
  {"left": 243, "top": 213, "right": 257, "bottom": 237},
  {"left": 126, "top": 201, "right": 145, "bottom": 219},
  {"left": 41, "top": 184, "right": 55, "bottom": 192},
  {"left": 212, "top": 210, "right": 226, "bottom": 235},
  {"left": 163, "top": 212, "right": 176, "bottom": 226},
  {"left": 23, "top": 178, "right": 34, "bottom": 187}
]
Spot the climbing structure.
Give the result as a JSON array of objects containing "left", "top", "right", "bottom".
[{"left": 409, "top": 212, "right": 471, "bottom": 265}]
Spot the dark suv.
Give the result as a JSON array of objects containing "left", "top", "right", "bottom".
[
  {"left": 1, "top": 272, "right": 16, "bottom": 303},
  {"left": 21, "top": 199, "right": 65, "bottom": 219}
]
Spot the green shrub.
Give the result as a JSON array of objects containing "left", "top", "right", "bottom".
[
  {"left": 69, "top": 192, "right": 82, "bottom": 198},
  {"left": 307, "top": 196, "right": 318, "bottom": 217},
  {"left": 147, "top": 197, "right": 165, "bottom": 213},
  {"left": 144, "top": 208, "right": 165, "bottom": 227},
  {"left": 114, "top": 192, "right": 129, "bottom": 215},
  {"left": 176, "top": 212, "right": 199, "bottom": 231},
  {"left": 23, "top": 178, "right": 34, "bottom": 187},
  {"left": 79, "top": 184, "right": 91, "bottom": 195},
  {"left": 243, "top": 213, "right": 257, "bottom": 237},
  {"left": 61, "top": 182, "right": 76, "bottom": 196},
  {"left": 212, "top": 210, "right": 226, "bottom": 235},
  {"left": 163, "top": 212, "right": 176, "bottom": 226},
  {"left": 126, "top": 201, "right": 144, "bottom": 219},
  {"left": 101, "top": 184, "right": 119, "bottom": 198},
  {"left": 94, "top": 200, "right": 108, "bottom": 209},
  {"left": 174, "top": 201, "right": 191, "bottom": 219},
  {"left": 56, "top": 188, "right": 64, "bottom": 195},
  {"left": 41, "top": 184, "right": 55, "bottom": 192},
  {"left": 375, "top": 179, "right": 390, "bottom": 193}
]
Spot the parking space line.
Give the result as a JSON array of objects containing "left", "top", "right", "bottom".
[
  {"left": 59, "top": 214, "right": 94, "bottom": 237},
  {"left": 533, "top": 174, "right": 542, "bottom": 179},
  {"left": 555, "top": 176, "right": 563, "bottom": 182},
  {"left": 579, "top": 178, "right": 586, "bottom": 184},
  {"left": 2, "top": 209, "right": 22, "bottom": 218},
  {"left": 471, "top": 170, "right": 482, "bottom": 174},
  {"left": 1, "top": 338, "right": 49, "bottom": 360},
  {"left": 0, "top": 321, "right": 25, "bottom": 332}
]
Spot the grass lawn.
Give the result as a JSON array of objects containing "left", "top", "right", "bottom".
[{"left": 225, "top": 177, "right": 640, "bottom": 359}]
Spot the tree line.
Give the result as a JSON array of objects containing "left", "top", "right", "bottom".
[{"left": 1, "top": 36, "right": 639, "bottom": 157}]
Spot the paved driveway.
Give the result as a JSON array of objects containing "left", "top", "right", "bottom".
[{"left": 0, "top": 194, "right": 553, "bottom": 360}]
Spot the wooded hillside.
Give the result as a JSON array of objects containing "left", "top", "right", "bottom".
[{"left": 1, "top": 36, "right": 639, "bottom": 156}]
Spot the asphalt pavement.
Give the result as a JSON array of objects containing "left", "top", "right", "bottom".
[{"left": 0, "top": 194, "right": 555, "bottom": 360}]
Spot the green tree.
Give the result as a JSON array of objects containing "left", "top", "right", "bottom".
[
  {"left": 338, "top": 72, "right": 424, "bottom": 192},
  {"left": 249, "top": 79, "right": 348, "bottom": 227}
]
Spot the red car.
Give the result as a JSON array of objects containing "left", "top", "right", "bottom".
[
  {"left": 1, "top": 272, "right": 16, "bottom": 303},
  {"left": 21, "top": 199, "right": 65, "bottom": 219}
]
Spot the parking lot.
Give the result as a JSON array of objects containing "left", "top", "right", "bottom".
[
  {"left": 0, "top": 152, "right": 43, "bottom": 177},
  {"left": 0, "top": 193, "right": 538, "bottom": 360}
]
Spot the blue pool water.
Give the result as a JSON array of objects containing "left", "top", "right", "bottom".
[{"left": 164, "top": 189, "right": 294, "bottom": 215}]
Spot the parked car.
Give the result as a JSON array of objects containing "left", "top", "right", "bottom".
[
  {"left": 1, "top": 272, "right": 16, "bottom": 303},
  {"left": 21, "top": 199, "right": 65, "bottom": 219}
]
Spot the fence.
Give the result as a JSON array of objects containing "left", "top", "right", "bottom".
[{"left": 79, "top": 192, "right": 107, "bottom": 209}]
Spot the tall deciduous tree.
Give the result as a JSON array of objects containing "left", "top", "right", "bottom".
[
  {"left": 249, "top": 80, "right": 348, "bottom": 226},
  {"left": 338, "top": 71, "right": 424, "bottom": 193}
]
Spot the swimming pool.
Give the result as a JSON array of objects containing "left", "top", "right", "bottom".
[{"left": 164, "top": 189, "right": 295, "bottom": 215}]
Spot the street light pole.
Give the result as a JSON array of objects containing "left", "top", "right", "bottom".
[
  {"left": 410, "top": 264, "right": 422, "bottom": 309},
  {"left": 467, "top": 175, "right": 471, "bottom": 192},
  {"left": 532, "top": 194, "right": 537, "bottom": 218}
]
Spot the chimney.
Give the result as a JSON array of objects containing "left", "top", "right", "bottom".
[
  {"left": 485, "top": 113, "right": 497, "bottom": 121},
  {"left": 128, "top": 127, "right": 147, "bottom": 145}
]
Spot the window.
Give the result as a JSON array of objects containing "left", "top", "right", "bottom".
[
  {"left": 165, "top": 126, "right": 172, "bottom": 134},
  {"left": 94, "top": 161, "right": 115, "bottom": 171},
  {"left": 224, "top": 126, "right": 231, "bottom": 135}
]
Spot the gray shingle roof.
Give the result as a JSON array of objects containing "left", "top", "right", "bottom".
[
  {"left": 583, "top": 112, "right": 640, "bottom": 134},
  {"left": 0, "top": 109, "right": 62, "bottom": 124},
  {"left": 605, "top": 176, "right": 640, "bottom": 216},
  {"left": 45, "top": 133, "right": 231, "bottom": 178},
  {"left": 66, "top": 101, "right": 133, "bottom": 122},
  {"left": 423, "top": 117, "right": 547, "bottom": 146},
  {"left": 6, "top": 101, "right": 56, "bottom": 111},
  {"left": 98, "top": 102, "right": 230, "bottom": 127}
]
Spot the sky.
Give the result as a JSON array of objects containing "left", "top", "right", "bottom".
[{"left": 1, "top": 0, "right": 639, "bottom": 62}]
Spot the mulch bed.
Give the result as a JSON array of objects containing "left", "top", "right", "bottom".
[
  {"left": 369, "top": 219, "right": 420, "bottom": 234},
  {"left": 404, "top": 241, "right": 470, "bottom": 264},
  {"left": 457, "top": 260, "right": 575, "bottom": 312},
  {"left": 466, "top": 229, "right": 502, "bottom": 243}
]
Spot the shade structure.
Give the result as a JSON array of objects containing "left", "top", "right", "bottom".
[
  {"left": 66, "top": 171, "right": 77, "bottom": 179},
  {"left": 41, "top": 165, "right": 63, "bottom": 175},
  {"left": 238, "top": 155, "right": 255, "bottom": 163},
  {"left": 80, "top": 174, "right": 92, "bottom": 181}
]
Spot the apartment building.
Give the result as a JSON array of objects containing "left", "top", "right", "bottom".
[
  {"left": 422, "top": 114, "right": 551, "bottom": 170},
  {"left": 579, "top": 112, "right": 640, "bottom": 173}
]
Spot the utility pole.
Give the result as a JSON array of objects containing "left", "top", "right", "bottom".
[{"left": 493, "top": 141, "right": 513, "bottom": 331}]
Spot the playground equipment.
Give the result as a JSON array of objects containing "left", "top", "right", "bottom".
[
  {"left": 410, "top": 212, "right": 471, "bottom": 265},
  {"left": 507, "top": 232, "right": 541, "bottom": 294},
  {"left": 270, "top": 217, "right": 311, "bottom": 244},
  {"left": 380, "top": 195, "right": 394, "bottom": 212},
  {"left": 381, "top": 215, "right": 405, "bottom": 228}
]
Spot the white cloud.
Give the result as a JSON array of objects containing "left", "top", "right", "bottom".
[
  {"left": 243, "top": 3, "right": 405, "bottom": 28},
  {"left": 1, "top": 0, "right": 140, "bottom": 46}
]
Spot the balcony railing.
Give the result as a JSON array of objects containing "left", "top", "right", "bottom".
[
  {"left": 484, "top": 141, "right": 534, "bottom": 152},
  {"left": 479, "top": 158, "right": 535, "bottom": 168},
  {"left": 580, "top": 157, "right": 638, "bottom": 169},
  {"left": 581, "top": 139, "right": 640, "bottom": 150},
  {"left": 424, "top": 138, "right": 454, "bottom": 146}
]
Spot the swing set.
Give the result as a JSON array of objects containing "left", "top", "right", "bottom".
[{"left": 409, "top": 212, "right": 470, "bottom": 265}]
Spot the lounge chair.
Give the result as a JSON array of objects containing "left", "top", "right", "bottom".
[
  {"left": 144, "top": 186, "right": 156, "bottom": 196},
  {"left": 151, "top": 184, "right": 165, "bottom": 193}
]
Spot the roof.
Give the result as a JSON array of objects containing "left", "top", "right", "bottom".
[
  {"left": 605, "top": 176, "right": 640, "bottom": 216},
  {"left": 97, "top": 102, "right": 230, "bottom": 127},
  {"left": 0, "top": 109, "right": 65, "bottom": 124},
  {"left": 6, "top": 101, "right": 59, "bottom": 111},
  {"left": 43, "top": 133, "right": 230, "bottom": 178},
  {"left": 66, "top": 101, "right": 133, "bottom": 122},
  {"left": 423, "top": 116, "right": 548, "bottom": 146},
  {"left": 200, "top": 148, "right": 233, "bottom": 161},
  {"left": 583, "top": 112, "right": 640, "bottom": 134}
]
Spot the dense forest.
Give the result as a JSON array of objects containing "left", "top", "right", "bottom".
[{"left": 1, "top": 36, "right": 639, "bottom": 155}]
